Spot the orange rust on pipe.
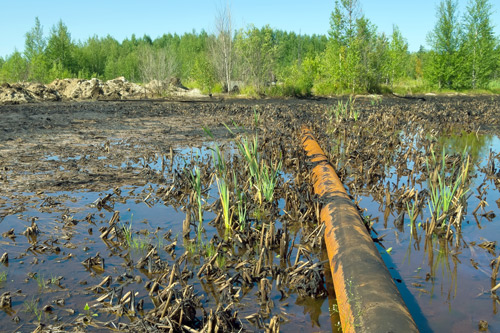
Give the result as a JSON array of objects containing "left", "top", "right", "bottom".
[{"left": 301, "top": 126, "right": 419, "bottom": 333}]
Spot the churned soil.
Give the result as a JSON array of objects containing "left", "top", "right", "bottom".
[{"left": 0, "top": 94, "right": 499, "bottom": 332}]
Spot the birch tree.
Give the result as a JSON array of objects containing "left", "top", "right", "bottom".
[
  {"left": 211, "top": 4, "right": 234, "bottom": 92},
  {"left": 138, "top": 45, "right": 178, "bottom": 96},
  {"left": 461, "top": 0, "right": 497, "bottom": 89}
]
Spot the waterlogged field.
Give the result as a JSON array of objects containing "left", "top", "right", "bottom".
[
  {"left": 322, "top": 98, "right": 500, "bottom": 332},
  {"left": 0, "top": 96, "right": 499, "bottom": 332},
  {"left": 0, "top": 100, "right": 332, "bottom": 332}
]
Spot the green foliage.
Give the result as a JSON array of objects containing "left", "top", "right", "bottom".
[
  {"left": 28, "top": 53, "right": 50, "bottom": 83},
  {"left": 235, "top": 135, "right": 282, "bottom": 205},
  {"left": 24, "top": 18, "right": 46, "bottom": 60},
  {"left": 33, "top": 273, "right": 47, "bottom": 290},
  {"left": 238, "top": 84, "right": 259, "bottom": 97},
  {"left": 234, "top": 171, "right": 247, "bottom": 231},
  {"left": 460, "top": 0, "right": 498, "bottom": 89},
  {"left": 489, "top": 78, "right": 500, "bottom": 93},
  {"left": 191, "top": 56, "right": 217, "bottom": 93},
  {"left": 121, "top": 222, "right": 150, "bottom": 253},
  {"left": 276, "top": 56, "right": 318, "bottom": 96},
  {"left": 83, "top": 302, "right": 98, "bottom": 318},
  {"left": 235, "top": 25, "right": 277, "bottom": 92},
  {"left": 24, "top": 296, "right": 43, "bottom": 322},
  {"left": 211, "top": 143, "right": 226, "bottom": 176},
  {"left": 426, "top": 0, "right": 462, "bottom": 89},
  {"left": 0, "top": 51, "right": 28, "bottom": 82},
  {"left": 1, "top": 8, "right": 498, "bottom": 93},
  {"left": 319, "top": 1, "right": 389, "bottom": 94},
  {"left": 216, "top": 176, "right": 231, "bottom": 233},
  {"left": 187, "top": 166, "right": 204, "bottom": 242},
  {"left": 46, "top": 20, "right": 75, "bottom": 76},
  {"left": 388, "top": 25, "right": 411, "bottom": 86},
  {"left": 74, "top": 35, "right": 115, "bottom": 80},
  {"left": 425, "top": 0, "right": 498, "bottom": 90},
  {"left": 328, "top": 96, "right": 359, "bottom": 122},
  {"left": 259, "top": 159, "right": 282, "bottom": 203}
]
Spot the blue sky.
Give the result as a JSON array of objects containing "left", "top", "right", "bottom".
[{"left": 1, "top": 0, "right": 499, "bottom": 58}]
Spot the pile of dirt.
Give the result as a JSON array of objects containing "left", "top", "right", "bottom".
[
  {"left": 0, "top": 82, "right": 60, "bottom": 104},
  {"left": 0, "top": 77, "right": 204, "bottom": 104},
  {"left": 47, "top": 76, "right": 146, "bottom": 100}
]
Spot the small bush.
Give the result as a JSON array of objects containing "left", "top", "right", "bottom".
[
  {"left": 239, "top": 84, "right": 259, "bottom": 97},
  {"left": 488, "top": 79, "right": 500, "bottom": 93}
]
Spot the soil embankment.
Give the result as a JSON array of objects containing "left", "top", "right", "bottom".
[{"left": 0, "top": 77, "right": 205, "bottom": 104}]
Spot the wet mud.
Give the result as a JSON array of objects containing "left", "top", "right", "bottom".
[{"left": 0, "top": 95, "right": 499, "bottom": 332}]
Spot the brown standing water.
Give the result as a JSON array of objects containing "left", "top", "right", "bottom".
[{"left": 0, "top": 96, "right": 499, "bottom": 332}]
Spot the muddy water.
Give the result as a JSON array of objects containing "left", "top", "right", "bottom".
[
  {"left": 1, "top": 96, "right": 500, "bottom": 332},
  {"left": 0, "top": 190, "right": 330, "bottom": 331},
  {"left": 349, "top": 132, "right": 500, "bottom": 333},
  {"left": 0, "top": 100, "right": 335, "bottom": 332},
  {"left": 0, "top": 146, "right": 333, "bottom": 332}
]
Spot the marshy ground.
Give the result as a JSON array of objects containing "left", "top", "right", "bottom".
[{"left": 0, "top": 95, "right": 499, "bottom": 332}]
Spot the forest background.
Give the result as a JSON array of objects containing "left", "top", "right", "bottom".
[{"left": 1, "top": 0, "right": 499, "bottom": 96}]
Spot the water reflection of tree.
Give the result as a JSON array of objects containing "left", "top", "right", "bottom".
[{"left": 436, "top": 130, "right": 492, "bottom": 167}]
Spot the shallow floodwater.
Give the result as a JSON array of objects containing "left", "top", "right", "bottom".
[
  {"left": 2, "top": 96, "right": 499, "bottom": 332},
  {"left": 356, "top": 134, "right": 500, "bottom": 332},
  {"left": 0, "top": 145, "right": 333, "bottom": 332}
]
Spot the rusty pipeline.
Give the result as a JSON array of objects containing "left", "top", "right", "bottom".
[{"left": 301, "top": 126, "right": 418, "bottom": 333}]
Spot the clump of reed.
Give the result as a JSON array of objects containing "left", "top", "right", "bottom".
[
  {"left": 187, "top": 165, "right": 204, "bottom": 242},
  {"left": 203, "top": 114, "right": 282, "bottom": 240},
  {"left": 235, "top": 134, "right": 282, "bottom": 205},
  {"left": 425, "top": 146, "right": 470, "bottom": 242},
  {"left": 121, "top": 222, "right": 152, "bottom": 253},
  {"left": 328, "top": 95, "right": 359, "bottom": 123},
  {"left": 216, "top": 176, "right": 231, "bottom": 233}
]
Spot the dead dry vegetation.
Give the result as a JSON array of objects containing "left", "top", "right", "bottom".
[{"left": 0, "top": 95, "right": 499, "bottom": 332}]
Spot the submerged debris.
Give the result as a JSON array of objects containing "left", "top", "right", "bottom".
[{"left": 0, "top": 96, "right": 498, "bottom": 332}]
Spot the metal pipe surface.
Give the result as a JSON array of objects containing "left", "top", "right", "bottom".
[{"left": 302, "top": 126, "right": 418, "bottom": 333}]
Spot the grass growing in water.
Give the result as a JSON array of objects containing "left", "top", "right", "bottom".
[
  {"left": 426, "top": 146, "right": 470, "bottom": 239},
  {"left": 406, "top": 191, "right": 421, "bottom": 236},
  {"left": 329, "top": 95, "right": 359, "bottom": 122},
  {"left": 211, "top": 143, "right": 226, "bottom": 176},
  {"left": 234, "top": 171, "right": 247, "bottom": 231},
  {"left": 205, "top": 243, "right": 226, "bottom": 268},
  {"left": 122, "top": 223, "right": 150, "bottom": 252},
  {"left": 33, "top": 273, "right": 47, "bottom": 290},
  {"left": 0, "top": 271, "right": 6, "bottom": 282},
  {"left": 83, "top": 302, "right": 99, "bottom": 318},
  {"left": 187, "top": 166, "right": 204, "bottom": 242},
  {"left": 216, "top": 176, "right": 232, "bottom": 234},
  {"left": 24, "top": 296, "right": 42, "bottom": 322},
  {"left": 236, "top": 135, "right": 260, "bottom": 182},
  {"left": 121, "top": 216, "right": 152, "bottom": 253},
  {"left": 236, "top": 134, "right": 282, "bottom": 205},
  {"left": 260, "top": 159, "right": 282, "bottom": 203}
]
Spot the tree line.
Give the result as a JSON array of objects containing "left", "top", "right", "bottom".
[{"left": 1, "top": 0, "right": 498, "bottom": 95}]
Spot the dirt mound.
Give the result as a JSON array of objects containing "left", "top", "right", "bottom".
[
  {"left": 0, "top": 77, "right": 205, "bottom": 104},
  {"left": 48, "top": 78, "right": 102, "bottom": 100},
  {"left": 48, "top": 76, "right": 145, "bottom": 100},
  {"left": 101, "top": 76, "right": 145, "bottom": 99},
  {"left": 0, "top": 82, "right": 60, "bottom": 104}
]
